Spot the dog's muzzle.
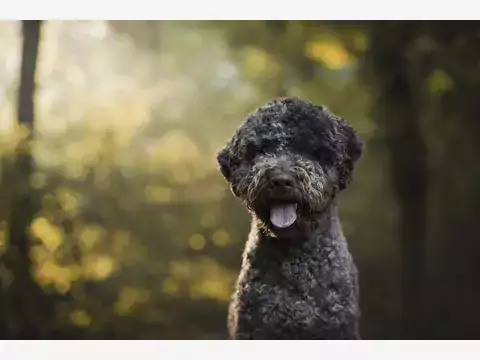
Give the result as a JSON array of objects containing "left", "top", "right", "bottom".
[
  {"left": 250, "top": 168, "right": 298, "bottom": 229},
  {"left": 265, "top": 169, "right": 297, "bottom": 228}
]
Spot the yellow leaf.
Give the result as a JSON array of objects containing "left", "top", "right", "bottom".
[
  {"left": 162, "top": 277, "right": 179, "bottom": 295},
  {"left": 78, "top": 224, "right": 106, "bottom": 253},
  {"left": 30, "top": 244, "right": 52, "bottom": 263},
  {"left": 33, "top": 260, "right": 77, "bottom": 293},
  {"left": 242, "top": 46, "right": 281, "bottom": 77},
  {"left": 114, "top": 286, "right": 151, "bottom": 315},
  {"left": 427, "top": 69, "right": 454, "bottom": 94},
  {"left": 30, "top": 217, "right": 63, "bottom": 252},
  {"left": 188, "top": 234, "right": 206, "bottom": 251},
  {"left": 82, "top": 254, "right": 116, "bottom": 281},
  {"left": 191, "top": 279, "right": 232, "bottom": 302},
  {"left": 306, "top": 38, "right": 351, "bottom": 70},
  {"left": 69, "top": 309, "right": 92, "bottom": 327},
  {"left": 212, "top": 229, "right": 230, "bottom": 247},
  {"left": 55, "top": 187, "right": 81, "bottom": 216},
  {"left": 187, "top": 258, "right": 235, "bottom": 302}
]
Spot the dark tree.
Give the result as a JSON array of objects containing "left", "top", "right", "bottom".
[
  {"left": 6, "top": 20, "right": 43, "bottom": 338},
  {"left": 365, "top": 21, "right": 429, "bottom": 339}
]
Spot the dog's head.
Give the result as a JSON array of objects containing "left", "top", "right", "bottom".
[{"left": 217, "top": 97, "right": 363, "bottom": 238}]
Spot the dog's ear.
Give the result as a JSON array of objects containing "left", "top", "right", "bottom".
[
  {"left": 217, "top": 146, "right": 242, "bottom": 197},
  {"left": 336, "top": 118, "right": 364, "bottom": 190},
  {"left": 216, "top": 146, "right": 232, "bottom": 182}
]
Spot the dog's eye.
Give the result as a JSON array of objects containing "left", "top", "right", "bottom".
[
  {"left": 313, "top": 148, "right": 324, "bottom": 159},
  {"left": 245, "top": 142, "right": 258, "bottom": 160},
  {"left": 261, "top": 138, "right": 274, "bottom": 149},
  {"left": 313, "top": 146, "right": 335, "bottom": 165}
]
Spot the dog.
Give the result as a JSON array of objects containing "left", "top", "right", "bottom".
[{"left": 216, "top": 97, "right": 364, "bottom": 340}]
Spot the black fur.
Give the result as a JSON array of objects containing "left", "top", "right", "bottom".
[{"left": 217, "top": 97, "right": 364, "bottom": 340}]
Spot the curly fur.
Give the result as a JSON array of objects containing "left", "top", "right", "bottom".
[{"left": 217, "top": 97, "right": 364, "bottom": 340}]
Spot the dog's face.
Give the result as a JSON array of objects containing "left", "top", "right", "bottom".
[{"left": 217, "top": 97, "right": 363, "bottom": 237}]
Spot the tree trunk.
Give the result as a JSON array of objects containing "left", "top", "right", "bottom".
[
  {"left": 367, "top": 22, "right": 428, "bottom": 339},
  {"left": 6, "top": 20, "right": 43, "bottom": 338},
  {"left": 424, "top": 23, "right": 480, "bottom": 338}
]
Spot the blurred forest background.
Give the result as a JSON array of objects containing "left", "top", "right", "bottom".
[{"left": 0, "top": 20, "right": 479, "bottom": 340}]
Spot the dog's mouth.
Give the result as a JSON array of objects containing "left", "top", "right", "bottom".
[
  {"left": 249, "top": 188, "right": 304, "bottom": 235},
  {"left": 270, "top": 203, "right": 298, "bottom": 228},
  {"left": 250, "top": 198, "right": 307, "bottom": 238}
]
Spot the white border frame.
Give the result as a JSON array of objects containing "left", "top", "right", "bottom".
[{"left": 0, "top": 0, "right": 478, "bottom": 20}]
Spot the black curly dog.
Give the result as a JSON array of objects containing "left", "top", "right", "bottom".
[{"left": 216, "top": 97, "right": 364, "bottom": 340}]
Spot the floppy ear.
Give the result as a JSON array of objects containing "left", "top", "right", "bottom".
[
  {"left": 336, "top": 118, "right": 364, "bottom": 190},
  {"left": 216, "top": 146, "right": 232, "bottom": 182}
]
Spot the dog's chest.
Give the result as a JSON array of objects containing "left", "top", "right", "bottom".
[{"left": 237, "top": 242, "right": 355, "bottom": 339}]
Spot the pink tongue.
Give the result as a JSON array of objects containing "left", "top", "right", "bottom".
[{"left": 270, "top": 204, "right": 297, "bottom": 228}]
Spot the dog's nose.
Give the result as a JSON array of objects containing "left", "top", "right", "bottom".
[{"left": 270, "top": 171, "right": 294, "bottom": 188}]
